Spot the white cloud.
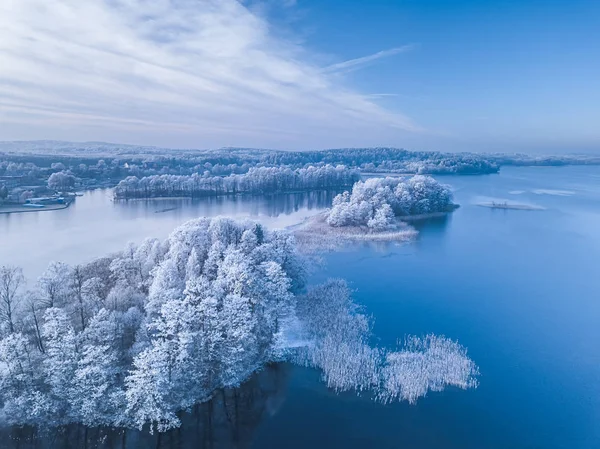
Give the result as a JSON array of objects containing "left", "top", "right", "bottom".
[{"left": 0, "top": 0, "right": 421, "bottom": 148}]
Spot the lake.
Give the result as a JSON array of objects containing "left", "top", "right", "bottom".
[
  {"left": 1, "top": 166, "right": 599, "bottom": 449},
  {"left": 0, "top": 189, "right": 338, "bottom": 278}
]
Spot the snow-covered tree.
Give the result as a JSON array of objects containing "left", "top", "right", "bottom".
[
  {"left": 47, "top": 170, "right": 76, "bottom": 191},
  {"left": 71, "top": 309, "right": 125, "bottom": 426},
  {"left": 37, "top": 261, "right": 71, "bottom": 308},
  {"left": 367, "top": 203, "right": 395, "bottom": 231},
  {"left": 0, "top": 266, "right": 25, "bottom": 334},
  {"left": 42, "top": 307, "right": 78, "bottom": 423},
  {"left": 125, "top": 345, "right": 181, "bottom": 433}
]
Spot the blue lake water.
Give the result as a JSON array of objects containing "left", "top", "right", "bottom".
[
  {"left": 1, "top": 166, "right": 599, "bottom": 448},
  {"left": 266, "top": 166, "right": 600, "bottom": 449}
]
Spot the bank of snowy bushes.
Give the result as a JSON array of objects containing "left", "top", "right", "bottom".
[
  {"left": 0, "top": 218, "right": 477, "bottom": 433},
  {"left": 295, "top": 281, "right": 479, "bottom": 403},
  {"left": 327, "top": 175, "right": 456, "bottom": 230},
  {"left": 113, "top": 165, "right": 359, "bottom": 199}
]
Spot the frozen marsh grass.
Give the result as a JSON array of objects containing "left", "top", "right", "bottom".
[{"left": 293, "top": 281, "right": 479, "bottom": 404}]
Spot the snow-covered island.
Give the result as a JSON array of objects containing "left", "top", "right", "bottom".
[
  {"left": 294, "top": 175, "right": 457, "bottom": 250},
  {"left": 0, "top": 217, "right": 478, "bottom": 433}
]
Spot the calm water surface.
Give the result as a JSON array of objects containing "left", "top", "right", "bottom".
[{"left": 1, "top": 166, "right": 599, "bottom": 449}]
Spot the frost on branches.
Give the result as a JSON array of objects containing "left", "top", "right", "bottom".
[
  {"left": 327, "top": 176, "right": 456, "bottom": 230},
  {"left": 379, "top": 335, "right": 480, "bottom": 404},
  {"left": 293, "top": 281, "right": 479, "bottom": 403},
  {"left": 0, "top": 219, "right": 477, "bottom": 433}
]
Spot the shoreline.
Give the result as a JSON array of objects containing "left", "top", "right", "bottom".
[
  {"left": 398, "top": 205, "right": 460, "bottom": 222},
  {"left": 291, "top": 210, "right": 418, "bottom": 252},
  {"left": 290, "top": 205, "right": 459, "bottom": 252},
  {"left": 112, "top": 188, "right": 348, "bottom": 202},
  {"left": 0, "top": 200, "right": 73, "bottom": 215}
]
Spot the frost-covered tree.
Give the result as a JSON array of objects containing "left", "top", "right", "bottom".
[
  {"left": 125, "top": 344, "right": 181, "bottom": 433},
  {"left": 47, "top": 171, "right": 76, "bottom": 191},
  {"left": 367, "top": 203, "right": 395, "bottom": 231},
  {"left": 0, "top": 266, "right": 25, "bottom": 334},
  {"left": 71, "top": 309, "right": 125, "bottom": 426},
  {"left": 37, "top": 261, "right": 71, "bottom": 308},
  {"left": 110, "top": 238, "right": 164, "bottom": 295},
  {"left": 42, "top": 307, "right": 78, "bottom": 423}
]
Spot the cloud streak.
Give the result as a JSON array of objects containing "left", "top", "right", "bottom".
[
  {"left": 0, "top": 0, "right": 421, "bottom": 148},
  {"left": 323, "top": 45, "right": 416, "bottom": 74}
]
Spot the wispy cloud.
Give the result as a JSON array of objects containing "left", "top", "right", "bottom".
[
  {"left": 0, "top": 1, "right": 421, "bottom": 148},
  {"left": 366, "top": 93, "right": 400, "bottom": 99},
  {"left": 323, "top": 45, "right": 416, "bottom": 74}
]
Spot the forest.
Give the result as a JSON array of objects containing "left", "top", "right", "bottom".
[
  {"left": 113, "top": 165, "right": 360, "bottom": 199},
  {"left": 0, "top": 218, "right": 478, "bottom": 432}
]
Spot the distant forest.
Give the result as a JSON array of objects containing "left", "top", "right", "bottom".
[{"left": 2, "top": 141, "right": 599, "bottom": 204}]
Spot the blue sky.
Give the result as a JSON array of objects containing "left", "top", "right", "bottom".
[
  {"left": 290, "top": 0, "right": 600, "bottom": 152},
  {"left": 1, "top": 0, "right": 598, "bottom": 152}
]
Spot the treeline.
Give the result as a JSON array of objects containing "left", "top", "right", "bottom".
[
  {"left": 261, "top": 148, "right": 500, "bottom": 175},
  {"left": 113, "top": 165, "right": 360, "bottom": 199},
  {"left": 327, "top": 176, "right": 456, "bottom": 230},
  {"left": 0, "top": 218, "right": 478, "bottom": 432},
  {"left": 0, "top": 156, "right": 254, "bottom": 192},
  {"left": 1, "top": 144, "right": 500, "bottom": 175},
  {"left": 488, "top": 153, "right": 600, "bottom": 167}
]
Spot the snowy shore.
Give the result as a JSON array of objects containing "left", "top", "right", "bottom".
[{"left": 292, "top": 211, "right": 418, "bottom": 252}]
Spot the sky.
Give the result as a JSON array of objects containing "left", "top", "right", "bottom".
[{"left": 0, "top": 0, "right": 599, "bottom": 152}]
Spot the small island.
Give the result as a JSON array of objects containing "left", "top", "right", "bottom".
[
  {"left": 295, "top": 175, "right": 457, "bottom": 250},
  {"left": 478, "top": 200, "right": 545, "bottom": 211}
]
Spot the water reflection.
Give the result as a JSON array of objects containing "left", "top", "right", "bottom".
[
  {"left": 113, "top": 190, "right": 339, "bottom": 219},
  {"left": 2, "top": 364, "right": 291, "bottom": 449},
  {"left": 409, "top": 214, "right": 452, "bottom": 234}
]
